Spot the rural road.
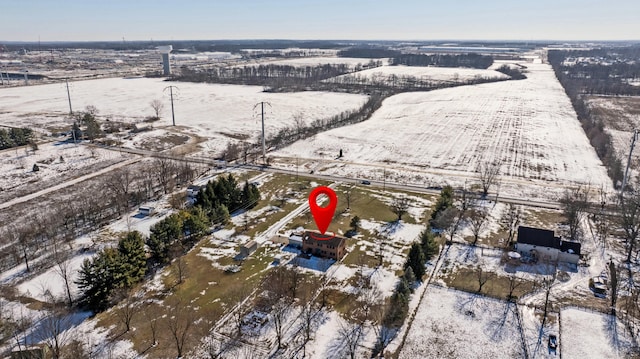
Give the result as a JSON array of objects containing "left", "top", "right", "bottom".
[
  {"left": 0, "top": 157, "right": 141, "bottom": 210},
  {"left": 86, "top": 143, "right": 563, "bottom": 210}
]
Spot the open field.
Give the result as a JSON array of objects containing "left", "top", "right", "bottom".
[
  {"left": 327, "top": 64, "right": 509, "bottom": 84},
  {"left": 400, "top": 286, "right": 525, "bottom": 359},
  {"left": 561, "top": 307, "right": 635, "bottom": 359},
  {"left": 586, "top": 95, "right": 640, "bottom": 183},
  {"left": 272, "top": 62, "right": 612, "bottom": 200},
  {"left": 0, "top": 77, "right": 368, "bottom": 155},
  {"left": 243, "top": 56, "right": 388, "bottom": 68}
]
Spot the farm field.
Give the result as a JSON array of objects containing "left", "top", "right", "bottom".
[
  {"left": 243, "top": 56, "right": 388, "bottom": 68},
  {"left": 327, "top": 64, "right": 509, "bottom": 84},
  {"left": 272, "top": 62, "right": 612, "bottom": 200},
  {"left": 0, "top": 78, "right": 368, "bottom": 155}
]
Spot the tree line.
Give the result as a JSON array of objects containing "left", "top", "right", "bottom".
[
  {"left": 391, "top": 53, "right": 494, "bottom": 69},
  {"left": 0, "top": 158, "right": 198, "bottom": 275},
  {"left": 495, "top": 64, "right": 527, "bottom": 79},
  {"left": 0, "top": 127, "right": 34, "bottom": 150},
  {"left": 175, "top": 63, "right": 380, "bottom": 91},
  {"left": 548, "top": 50, "right": 625, "bottom": 187}
]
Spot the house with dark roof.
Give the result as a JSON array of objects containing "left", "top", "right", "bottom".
[
  {"left": 302, "top": 231, "right": 347, "bottom": 261},
  {"left": 516, "top": 226, "right": 581, "bottom": 264}
]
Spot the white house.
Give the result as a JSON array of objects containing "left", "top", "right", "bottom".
[{"left": 515, "top": 226, "right": 581, "bottom": 265}]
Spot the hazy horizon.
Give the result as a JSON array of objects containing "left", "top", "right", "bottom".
[{"left": 4, "top": 0, "right": 639, "bottom": 43}]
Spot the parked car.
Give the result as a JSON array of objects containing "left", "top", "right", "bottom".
[
  {"left": 548, "top": 334, "right": 557, "bottom": 350},
  {"left": 361, "top": 180, "right": 371, "bottom": 185}
]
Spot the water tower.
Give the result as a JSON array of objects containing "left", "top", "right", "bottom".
[{"left": 157, "top": 45, "right": 173, "bottom": 76}]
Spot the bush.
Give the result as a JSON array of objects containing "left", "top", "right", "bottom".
[{"left": 32, "top": 163, "right": 39, "bottom": 172}]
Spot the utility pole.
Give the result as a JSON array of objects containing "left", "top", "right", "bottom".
[
  {"left": 383, "top": 168, "right": 386, "bottom": 191},
  {"left": 65, "top": 79, "right": 73, "bottom": 114},
  {"left": 253, "top": 101, "right": 271, "bottom": 165},
  {"left": 621, "top": 129, "right": 639, "bottom": 196},
  {"left": 164, "top": 86, "right": 178, "bottom": 126}
]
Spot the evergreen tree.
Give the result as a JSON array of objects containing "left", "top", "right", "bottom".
[
  {"left": 419, "top": 227, "right": 439, "bottom": 260},
  {"left": 350, "top": 215, "right": 361, "bottom": 232},
  {"left": 430, "top": 185, "right": 454, "bottom": 222},
  {"left": 402, "top": 267, "right": 416, "bottom": 291},
  {"left": 76, "top": 248, "right": 122, "bottom": 311},
  {"left": 213, "top": 203, "right": 230, "bottom": 225},
  {"left": 184, "top": 207, "right": 209, "bottom": 238},
  {"left": 118, "top": 231, "right": 147, "bottom": 287},
  {"left": 32, "top": 164, "right": 39, "bottom": 172},
  {"left": 404, "top": 242, "right": 426, "bottom": 280}
]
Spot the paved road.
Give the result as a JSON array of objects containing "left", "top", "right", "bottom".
[{"left": 87, "top": 143, "right": 563, "bottom": 210}]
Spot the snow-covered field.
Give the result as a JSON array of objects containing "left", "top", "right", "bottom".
[
  {"left": 328, "top": 64, "right": 509, "bottom": 84},
  {"left": 561, "top": 307, "right": 635, "bottom": 359},
  {"left": 243, "top": 56, "right": 388, "bottom": 68},
  {"left": 400, "top": 285, "right": 525, "bottom": 358},
  {"left": 0, "top": 141, "right": 127, "bottom": 203},
  {"left": 273, "top": 62, "right": 612, "bottom": 200},
  {"left": 0, "top": 78, "right": 368, "bottom": 155}
]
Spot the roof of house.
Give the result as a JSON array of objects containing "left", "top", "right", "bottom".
[
  {"left": 243, "top": 240, "right": 257, "bottom": 249},
  {"left": 560, "top": 240, "right": 581, "bottom": 256},
  {"left": 517, "top": 226, "right": 581, "bottom": 255},
  {"left": 303, "top": 231, "right": 346, "bottom": 248},
  {"left": 517, "top": 226, "right": 560, "bottom": 248}
]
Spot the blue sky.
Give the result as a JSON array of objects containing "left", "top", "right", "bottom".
[{"left": 4, "top": 0, "right": 639, "bottom": 41}]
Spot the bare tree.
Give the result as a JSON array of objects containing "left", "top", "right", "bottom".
[
  {"left": 150, "top": 99, "right": 164, "bottom": 119},
  {"left": 434, "top": 207, "right": 463, "bottom": 243},
  {"left": 477, "top": 160, "right": 502, "bottom": 198},
  {"left": 154, "top": 158, "right": 176, "bottom": 195},
  {"left": 500, "top": 203, "right": 522, "bottom": 247},
  {"left": 506, "top": 274, "right": 523, "bottom": 302},
  {"left": 38, "top": 306, "right": 72, "bottom": 359},
  {"left": 165, "top": 299, "right": 194, "bottom": 358},
  {"left": 344, "top": 185, "right": 355, "bottom": 211},
  {"left": 476, "top": 266, "right": 493, "bottom": 293},
  {"left": 372, "top": 302, "right": 396, "bottom": 357},
  {"left": 468, "top": 208, "right": 489, "bottom": 245},
  {"left": 143, "top": 305, "right": 159, "bottom": 347},
  {"left": 115, "top": 290, "right": 137, "bottom": 333},
  {"left": 271, "top": 298, "right": 288, "bottom": 350},
  {"left": 560, "top": 185, "right": 589, "bottom": 242},
  {"left": 540, "top": 274, "right": 556, "bottom": 326},
  {"left": 106, "top": 167, "right": 133, "bottom": 215},
  {"left": 619, "top": 188, "right": 640, "bottom": 263},
  {"left": 230, "top": 287, "right": 251, "bottom": 337},
  {"left": 52, "top": 247, "right": 73, "bottom": 307},
  {"left": 337, "top": 318, "right": 364, "bottom": 359},
  {"left": 299, "top": 289, "right": 318, "bottom": 357},
  {"left": 390, "top": 195, "right": 410, "bottom": 222}
]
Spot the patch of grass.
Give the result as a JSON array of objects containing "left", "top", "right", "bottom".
[
  {"left": 95, "top": 243, "right": 275, "bottom": 357},
  {"left": 442, "top": 267, "right": 536, "bottom": 300}
]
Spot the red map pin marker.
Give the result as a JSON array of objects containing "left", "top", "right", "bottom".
[{"left": 308, "top": 186, "right": 338, "bottom": 235}]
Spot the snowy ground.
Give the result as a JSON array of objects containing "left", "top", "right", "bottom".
[
  {"left": 327, "top": 64, "right": 509, "bottom": 84},
  {"left": 242, "top": 56, "right": 388, "bottom": 68},
  {"left": 0, "top": 141, "right": 127, "bottom": 203},
  {"left": 400, "top": 285, "right": 525, "bottom": 359},
  {"left": 272, "top": 62, "right": 612, "bottom": 201},
  {"left": 0, "top": 77, "right": 368, "bottom": 155},
  {"left": 561, "top": 307, "right": 635, "bottom": 359}
]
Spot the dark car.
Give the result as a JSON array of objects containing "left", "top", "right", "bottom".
[
  {"left": 361, "top": 180, "right": 371, "bottom": 185},
  {"left": 548, "top": 334, "right": 558, "bottom": 353}
]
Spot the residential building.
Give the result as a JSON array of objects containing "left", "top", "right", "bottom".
[
  {"left": 515, "top": 226, "right": 581, "bottom": 264},
  {"left": 302, "top": 231, "right": 347, "bottom": 261}
]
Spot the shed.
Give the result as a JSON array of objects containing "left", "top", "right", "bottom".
[
  {"left": 240, "top": 240, "right": 258, "bottom": 257},
  {"left": 139, "top": 206, "right": 155, "bottom": 216}
]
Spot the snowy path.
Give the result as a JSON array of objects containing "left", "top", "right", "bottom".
[{"left": 0, "top": 157, "right": 140, "bottom": 210}]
